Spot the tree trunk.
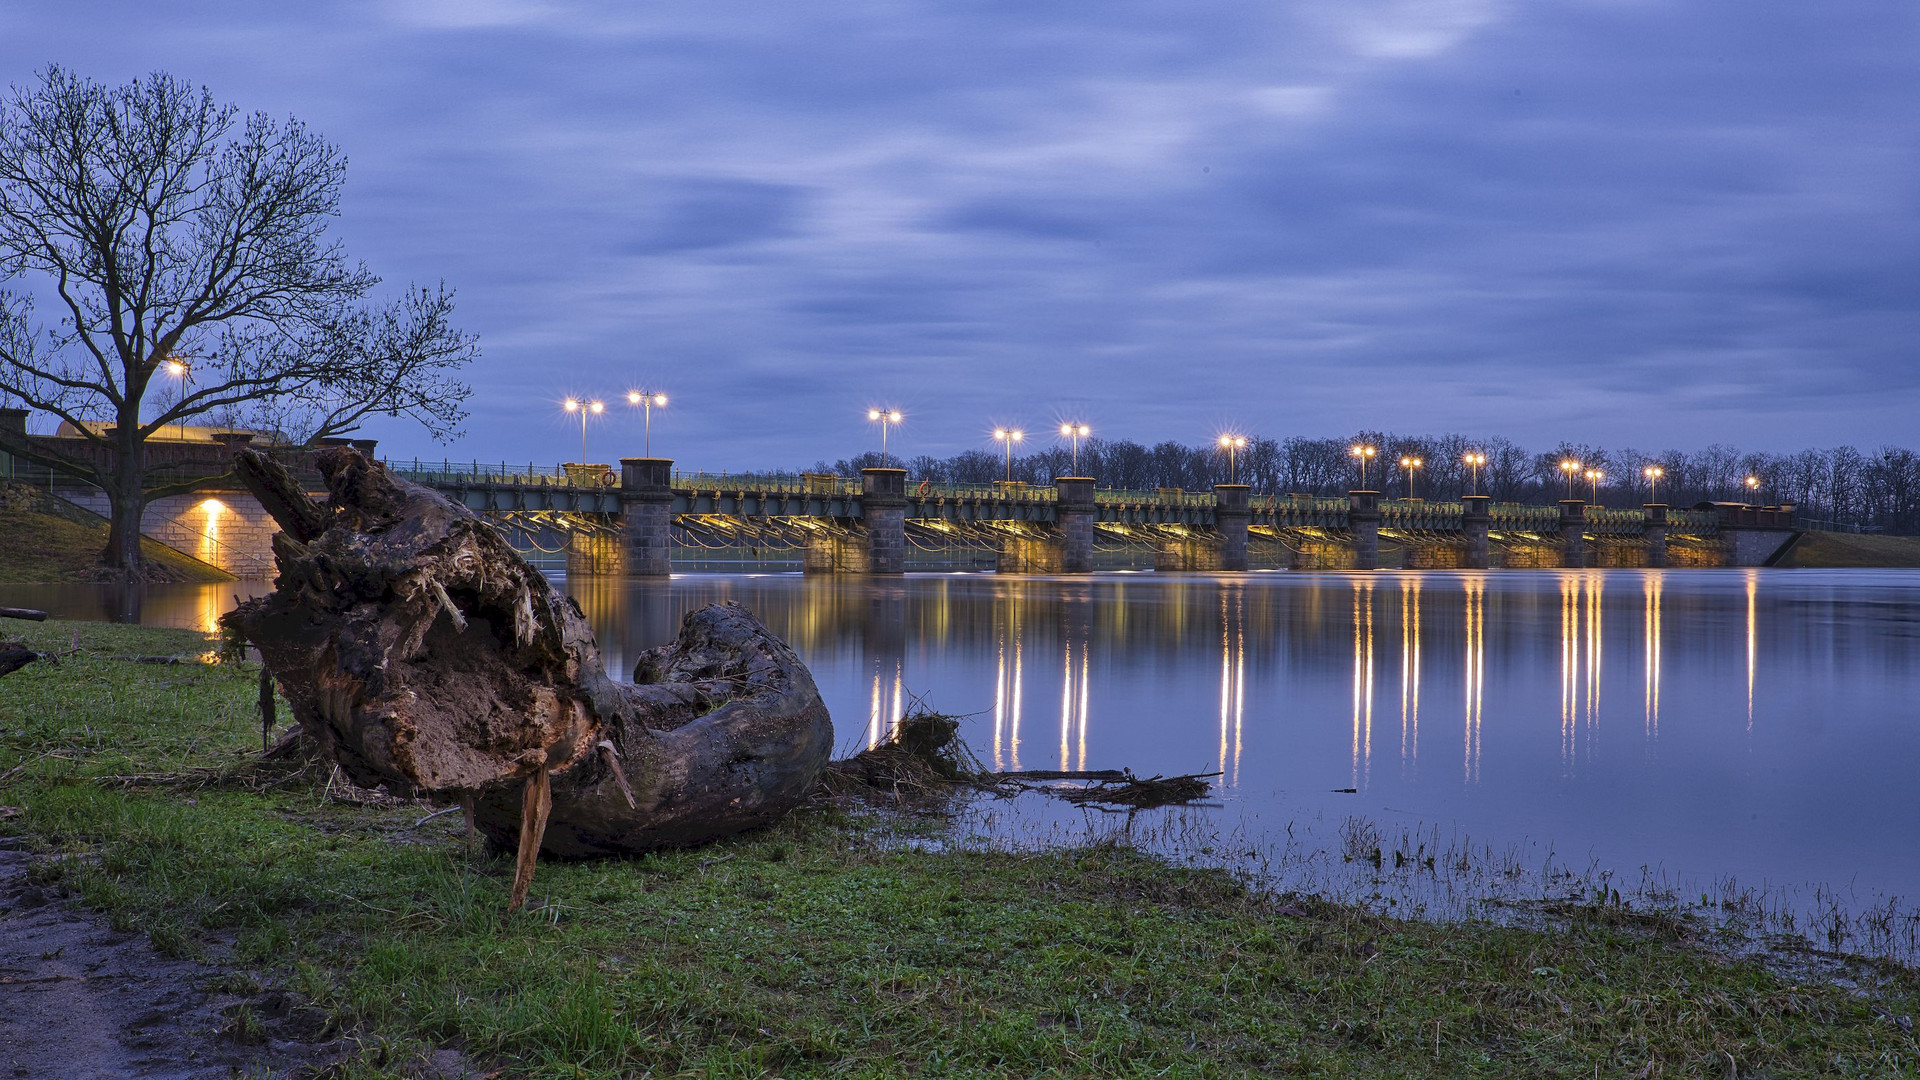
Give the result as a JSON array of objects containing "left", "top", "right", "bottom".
[
  {"left": 222, "top": 448, "right": 834, "bottom": 904},
  {"left": 101, "top": 421, "right": 146, "bottom": 574}
]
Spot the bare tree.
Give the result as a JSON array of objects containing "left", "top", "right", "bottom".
[{"left": 0, "top": 66, "right": 476, "bottom": 574}]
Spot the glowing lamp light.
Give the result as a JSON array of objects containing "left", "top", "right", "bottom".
[{"left": 1350, "top": 443, "right": 1378, "bottom": 487}]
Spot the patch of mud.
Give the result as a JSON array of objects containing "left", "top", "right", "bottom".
[{"left": 0, "top": 838, "right": 469, "bottom": 1079}]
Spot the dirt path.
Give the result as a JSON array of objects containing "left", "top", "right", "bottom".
[{"left": 0, "top": 838, "right": 343, "bottom": 1079}]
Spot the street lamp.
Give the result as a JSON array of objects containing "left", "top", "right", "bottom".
[
  {"left": 1399, "top": 455, "right": 1424, "bottom": 499},
  {"left": 1643, "top": 464, "right": 1665, "bottom": 503},
  {"left": 626, "top": 390, "right": 668, "bottom": 457},
  {"left": 1464, "top": 451, "right": 1486, "bottom": 496},
  {"left": 1059, "top": 422, "right": 1091, "bottom": 474},
  {"left": 1585, "top": 468, "right": 1605, "bottom": 504},
  {"left": 1350, "top": 444, "right": 1378, "bottom": 488},
  {"left": 993, "top": 428, "right": 1024, "bottom": 483},
  {"left": 1560, "top": 459, "right": 1581, "bottom": 499},
  {"left": 164, "top": 356, "right": 190, "bottom": 441},
  {"left": 867, "top": 408, "right": 903, "bottom": 463},
  {"left": 1745, "top": 474, "right": 1761, "bottom": 503},
  {"left": 1218, "top": 434, "right": 1247, "bottom": 484},
  {"left": 563, "top": 397, "right": 604, "bottom": 463}
]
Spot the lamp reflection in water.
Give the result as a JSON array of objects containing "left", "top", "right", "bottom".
[
  {"left": 865, "top": 586, "right": 908, "bottom": 750},
  {"left": 1060, "top": 590, "right": 1093, "bottom": 772},
  {"left": 1218, "top": 587, "right": 1246, "bottom": 787},
  {"left": 1560, "top": 574, "right": 1605, "bottom": 772},
  {"left": 868, "top": 656, "right": 905, "bottom": 750},
  {"left": 1400, "top": 577, "right": 1422, "bottom": 774},
  {"left": 992, "top": 598, "right": 1026, "bottom": 770},
  {"left": 1746, "top": 570, "right": 1759, "bottom": 731},
  {"left": 1351, "top": 579, "right": 1375, "bottom": 790},
  {"left": 1463, "top": 575, "right": 1485, "bottom": 784},
  {"left": 1644, "top": 573, "right": 1663, "bottom": 743}
]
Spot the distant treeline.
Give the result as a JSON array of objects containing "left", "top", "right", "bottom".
[{"left": 808, "top": 434, "right": 1920, "bottom": 534}]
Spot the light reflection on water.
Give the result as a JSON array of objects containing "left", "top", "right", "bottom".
[
  {"left": 11, "top": 568, "right": 1920, "bottom": 939},
  {"left": 562, "top": 568, "right": 1920, "bottom": 914}
]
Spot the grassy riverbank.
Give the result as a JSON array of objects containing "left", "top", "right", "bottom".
[
  {"left": 0, "top": 488, "right": 230, "bottom": 582},
  {"left": 1782, "top": 531, "right": 1920, "bottom": 569},
  {"left": 3, "top": 622, "right": 1918, "bottom": 1078}
]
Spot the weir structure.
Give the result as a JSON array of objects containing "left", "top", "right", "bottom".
[
  {"left": 398, "top": 458, "right": 1803, "bottom": 577},
  {"left": 0, "top": 405, "right": 1804, "bottom": 579}
]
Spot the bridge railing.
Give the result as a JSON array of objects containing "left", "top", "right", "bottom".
[
  {"left": 1095, "top": 487, "right": 1217, "bottom": 507},
  {"left": 386, "top": 459, "right": 576, "bottom": 486}
]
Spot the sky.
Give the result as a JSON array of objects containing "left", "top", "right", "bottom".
[{"left": 4, "top": 1, "right": 1917, "bottom": 470}]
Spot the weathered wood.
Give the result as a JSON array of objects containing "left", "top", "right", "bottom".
[
  {"left": 223, "top": 448, "right": 835, "bottom": 900},
  {"left": 232, "top": 449, "right": 331, "bottom": 544},
  {"left": 257, "top": 668, "right": 277, "bottom": 754},
  {"left": 0, "top": 643, "right": 37, "bottom": 679},
  {"left": 0, "top": 608, "right": 48, "bottom": 622}
]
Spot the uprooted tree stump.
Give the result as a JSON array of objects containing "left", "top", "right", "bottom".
[{"left": 221, "top": 448, "right": 834, "bottom": 912}]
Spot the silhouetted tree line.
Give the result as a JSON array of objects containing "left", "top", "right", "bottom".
[{"left": 809, "top": 433, "right": 1920, "bottom": 534}]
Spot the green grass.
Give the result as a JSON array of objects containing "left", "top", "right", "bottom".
[
  {"left": 0, "top": 506, "right": 231, "bottom": 582},
  {"left": 4, "top": 621, "right": 1920, "bottom": 1078}
]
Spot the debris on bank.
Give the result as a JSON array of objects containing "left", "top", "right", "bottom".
[{"left": 822, "top": 711, "right": 1215, "bottom": 810}]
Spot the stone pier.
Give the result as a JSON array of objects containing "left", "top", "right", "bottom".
[
  {"left": 618, "top": 457, "right": 675, "bottom": 576},
  {"left": 1057, "top": 477, "right": 1095, "bottom": 573},
  {"left": 1462, "top": 495, "right": 1492, "bottom": 569},
  {"left": 805, "top": 468, "right": 907, "bottom": 574},
  {"left": 861, "top": 468, "right": 906, "bottom": 574},
  {"left": 1349, "top": 490, "right": 1381, "bottom": 571},
  {"left": 1559, "top": 500, "right": 1589, "bottom": 568},
  {"left": 1214, "top": 483, "right": 1250, "bottom": 571},
  {"left": 1643, "top": 503, "right": 1668, "bottom": 568}
]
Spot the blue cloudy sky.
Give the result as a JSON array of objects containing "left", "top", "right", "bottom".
[{"left": 5, "top": 1, "right": 1916, "bottom": 469}]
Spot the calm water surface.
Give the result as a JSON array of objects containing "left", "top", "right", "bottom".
[{"left": 10, "top": 569, "right": 1920, "bottom": 915}]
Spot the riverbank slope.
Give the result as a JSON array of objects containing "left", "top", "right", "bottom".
[
  {"left": 0, "top": 485, "right": 230, "bottom": 583},
  {"left": 1783, "top": 530, "right": 1920, "bottom": 568},
  {"left": 2, "top": 621, "right": 1916, "bottom": 1078}
]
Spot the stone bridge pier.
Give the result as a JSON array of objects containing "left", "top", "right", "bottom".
[
  {"left": 1153, "top": 484, "right": 1249, "bottom": 571},
  {"left": 1560, "top": 500, "right": 1589, "bottom": 568},
  {"left": 1349, "top": 490, "right": 1382, "bottom": 571},
  {"left": 806, "top": 468, "right": 906, "bottom": 575},
  {"left": 1643, "top": 503, "right": 1668, "bottom": 568},
  {"left": 995, "top": 477, "right": 1096, "bottom": 573},
  {"left": 557, "top": 457, "right": 676, "bottom": 578},
  {"left": 1463, "top": 495, "right": 1492, "bottom": 569}
]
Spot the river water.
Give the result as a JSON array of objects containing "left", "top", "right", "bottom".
[{"left": 9, "top": 569, "right": 1920, "bottom": 948}]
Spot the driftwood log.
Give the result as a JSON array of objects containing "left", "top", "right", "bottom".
[
  {"left": 0, "top": 607, "right": 48, "bottom": 622},
  {"left": 0, "top": 643, "right": 36, "bottom": 679},
  {"left": 221, "top": 448, "right": 834, "bottom": 910}
]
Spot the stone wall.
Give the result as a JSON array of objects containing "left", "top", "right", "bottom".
[{"left": 59, "top": 488, "right": 280, "bottom": 578}]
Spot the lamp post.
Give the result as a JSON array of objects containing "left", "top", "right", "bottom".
[
  {"left": 1218, "top": 434, "right": 1247, "bottom": 484},
  {"left": 164, "top": 357, "right": 190, "bottom": 441},
  {"left": 1643, "top": 464, "right": 1664, "bottom": 503},
  {"left": 867, "top": 408, "right": 903, "bottom": 463},
  {"left": 993, "top": 428, "right": 1024, "bottom": 483},
  {"left": 1059, "top": 422, "right": 1090, "bottom": 473},
  {"left": 627, "top": 390, "right": 668, "bottom": 457},
  {"left": 1585, "top": 468, "right": 1604, "bottom": 504},
  {"left": 1350, "top": 443, "right": 1377, "bottom": 488},
  {"left": 1745, "top": 474, "right": 1761, "bottom": 504},
  {"left": 1464, "top": 451, "right": 1486, "bottom": 496},
  {"left": 1399, "top": 455, "right": 1424, "bottom": 499},
  {"left": 563, "top": 397, "right": 604, "bottom": 463},
  {"left": 1560, "top": 459, "right": 1581, "bottom": 499}
]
